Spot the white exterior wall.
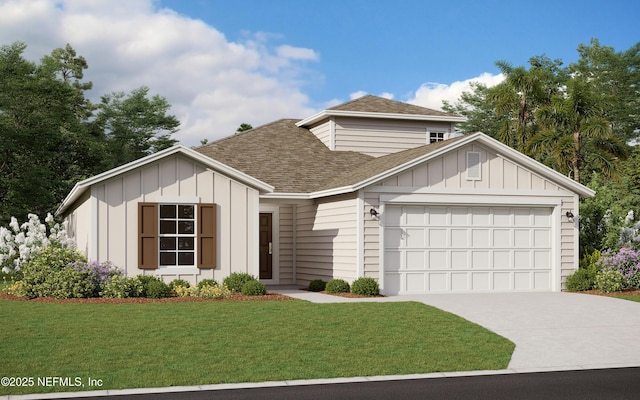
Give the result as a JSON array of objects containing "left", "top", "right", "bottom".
[
  {"left": 65, "top": 190, "right": 92, "bottom": 258},
  {"left": 364, "top": 142, "right": 579, "bottom": 289},
  {"left": 333, "top": 117, "right": 456, "bottom": 157},
  {"left": 295, "top": 193, "right": 358, "bottom": 285},
  {"left": 69, "top": 154, "right": 260, "bottom": 285},
  {"left": 309, "top": 120, "right": 332, "bottom": 149}
]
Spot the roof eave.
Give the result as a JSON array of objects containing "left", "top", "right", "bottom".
[
  {"left": 296, "top": 110, "right": 466, "bottom": 127},
  {"left": 56, "top": 145, "right": 274, "bottom": 216}
]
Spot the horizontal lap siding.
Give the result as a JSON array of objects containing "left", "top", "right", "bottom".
[
  {"left": 295, "top": 193, "right": 358, "bottom": 285},
  {"left": 279, "top": 205, "right": 294, "bottom": 284},
  {"left": 333, "top": 117, "right": 454, "bottom": 157}
]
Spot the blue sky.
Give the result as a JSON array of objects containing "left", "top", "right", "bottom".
[{"left": 0, "top": 0, "right": 637, "bottom": 145}]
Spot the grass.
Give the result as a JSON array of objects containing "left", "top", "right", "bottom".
[
  {"left": 617, "top": 295, "right": 640, "bottom": 302},
  {"left": 0, "top": 299, "right": 514, "bottom": 396}
]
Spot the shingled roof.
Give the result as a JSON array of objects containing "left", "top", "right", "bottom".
[
  {"left": 195, "top": 119, "right": 373, "bottom": 193},
  {"left": 195, "top": 117, "right": 467, "bottom": 195},
  {"left": 328, "top": 94, "right": 457, "bottom": 117}
]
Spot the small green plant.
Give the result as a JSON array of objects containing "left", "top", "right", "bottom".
[
  {"left": 173, "top": 285, "right": 198, "bottom": 297},
  {"left": 197, "top": 279, "right": 218, "bottom": 289},
  {"left": 242, "top": 280, "right": 267, "bottom": 296},
  {"left": 145, "top": 279, "right": 172, "bottom": 298},
  {"left": 223, "top": 272, "right": 256, "bottom": 293},
  {"left": 326, "top": 278, "right": 350, "bottom": 294},
  {"left": 594, "top": 270, "right": 625, "bottom": 293},
  {"left": 169, "top": 279, "right": 191, "bottom": 295},
  {"left": 198, "top": 284, "right": 231, "bottom": 299},
  {"left": 350, "top": 277, "right": 380, "bottom": 296},
  {"left": 136, "top": 275, "right": 159, "bottom": 297},
  {"left": 565, "top": 268, "right": 596, "bottom": 291},
  {"left": 100, "top": 275, "right": 144, "bottom": 298},
  {"left": 308, "top": 279, "right": 326, "bottom": 292},
  {"left": 20, "top": 245, "right": 86, "bottom": 298}
]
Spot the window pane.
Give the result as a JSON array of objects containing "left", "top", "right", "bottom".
[
  {"left": 178, "top": 205, "right": 194, "bottom": 219},
  {"left": 160, "top": 205, "right": 176, "bottom": 218},
  {"left": 178, "top": 221, "right": 194, "bottom": 234},
  {"left": 178, "top": 237, "right": 194, "bottom": 250},
  {"left": 160, "top": 237, "right": 176, "bottom": 250},
  {"left": 178, "top": 252, "right": 194, "bottom": 266},
  {"left": 160, "top": 252, "right": 176, "bottom": 266},
  {"left": 160, "top": 220, "right": 176, "bottom": 234}
]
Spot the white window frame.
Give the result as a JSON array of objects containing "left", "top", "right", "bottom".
[
  {"left": 428, "top": 130, "right": 446, "bottom": 144},
  {"left": 158, "top": 203, "right": 198, "bottom": 273}
]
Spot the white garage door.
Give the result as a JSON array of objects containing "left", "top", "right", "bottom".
[{"left": 384, "top": 205, "right": 553, "bottom": 294}]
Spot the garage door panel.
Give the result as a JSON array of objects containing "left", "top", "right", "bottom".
[{"left": 384, "top": 205, "right": 554, "bottom": 294}]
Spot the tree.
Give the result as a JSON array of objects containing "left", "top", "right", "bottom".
[
  {"left": 570, "top": 39, "right": 640, "bottom": 143},
  {"left": 235, "top": 123, "right": 253, "bottom": 134},
  {"left": 486, "top": 57, "right": 562, "bottom": 154},
  {"left": 531, "top": 77, "right": 628, "bottom": 183},
  {"left": 96, "top": 86, "right": 180, "bottom": 166},
  {"left": 442, "top": 82, "right": 505, "bottom": 137}
]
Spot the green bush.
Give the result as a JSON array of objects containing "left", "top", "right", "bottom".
[
  {"left": 198, "top": 284, "right": 231, "bottom": 299},
  {"left": 45, "top": 267, "right": 94, "bottom": 299},
  {"left": 241, "top": 280, "right": 267, "bottom": 296},
  {"left": 197, "top": 279, "right": 218, "bottom": 289},
  {"left": 223, "top": 272, "right": 256, "bottom": 293},
  {"left": 100, "top": 275, "right": 144, "bottom": 298},
  {"left": 350, "top": 277, "right": 380, "bottom": 296},
  {"left": 594, "top": 270, "right": 625, "bottom": 293},
  {"left": 169, "top": 278, "right": 190, "bottom": 289},
  {"left": 20, "top": 245, "right": 86, "bottom": 298},
  {"left": 308, "top": 279, "right": 326, "bottom": 292},
  {"left": 145, "top": 279, "right": 172, "bottom": 298},
  {"left": 326, "top": 279, "right": 350, "bottom": 294},
  {"left": 136, "top": 275, "right": 159, "bottom": 297},
  {"left": 565, "top": 268, "right": 596, "bottom": 291}
]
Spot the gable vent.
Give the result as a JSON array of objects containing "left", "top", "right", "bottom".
[{"left": 466, "top": 151, "right": 481, "bottom": 180}]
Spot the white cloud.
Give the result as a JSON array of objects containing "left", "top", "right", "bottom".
[
  {"left": 407, "top": 72, "right": 505, "bottom": 110},
  {"left": 0, "top": 0, "right": 320, "bottom": 145},
  {"left": 349, "top": 91, "right": 394, "bottom": 100}
]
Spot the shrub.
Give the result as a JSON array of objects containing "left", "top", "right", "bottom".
[
  {"left": 145, "top": 279, "right": 172, "bottom": 298},
  {"left": 174, "top": 285, "right": 198, "bottom": 297},
  {"left": 197, "top": 279, "right": 218, "bottom": 289},
  {"left": 3, "top": 280, "right": 28, "bottom": 297},
  {"left": 242, "top": 280, "right": 267, "bottom": 296},
  {"left": 223, "top": 272, "right": 256, "bottom": 293},
  {"left": 67, "top": 260, "right": 122, "bottom": 297},
  {"left": 308, "top": 279, "right": 326, "bottom": 292},
  {"left": 598, "top": 248, "right": 640, "bottom": 289},
  {"left": 594, "top": 270, "right": 625, "bottom": 293},
  {"left": 20, "top": 245, "right": 86, "bottom": 298},
  {"left": 100, "top": 275, "right": 144, "bottom": 298},
  {"left": 351, "top": 277, "right": 380, "bottom": 296},
  {"left": 169, "top": 278, "right": 191, "bottom": 291},
  {"left": 136, "top": 275, "right": 159, "bottom": 297},
  {"left": 199, "top": 284, "right": 231, "bottom": 299},
  {"left": 565, "top": 268, "right": 596, "bottom": 291},
  {"left": 326, "top": 279, "right": 350, "bottom": 294},
  {"left": 44, "top": 267, "right": 94, "bottom": 299}
]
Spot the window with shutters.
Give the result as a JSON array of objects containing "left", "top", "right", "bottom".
[{"left": 138, "top": 202, "right": 217, "bottom": 271}]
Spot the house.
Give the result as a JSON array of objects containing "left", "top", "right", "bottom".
[{"left": 57, "top": 95, "right": 594, "bottom": 294}]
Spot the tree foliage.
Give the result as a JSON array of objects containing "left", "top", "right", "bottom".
[{"left": 0, "top": 42, "right": 180, "bottom": 225}]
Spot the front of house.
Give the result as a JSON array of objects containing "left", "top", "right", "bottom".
[{"left": 57, "top": 95, "right": 594, "bottom": 294}]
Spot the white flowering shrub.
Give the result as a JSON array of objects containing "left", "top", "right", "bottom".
[{"left": 0, "top": 213, "right": 75, "bottom": 273}]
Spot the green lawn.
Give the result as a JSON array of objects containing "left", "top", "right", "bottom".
[
  {"left": 617, "top": 295, "right": 640, "bottom": 302},
  {"left": 0, "top": 299, "right": 514, "bottom": 396}
]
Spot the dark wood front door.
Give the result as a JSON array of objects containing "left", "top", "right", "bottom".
[{"left": 259, "top": 213, "right": 272, "bottom": 280}]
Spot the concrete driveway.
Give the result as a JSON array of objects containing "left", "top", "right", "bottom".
[
  {"left": 397, "top": 292, "right": 640, "bottom": 371},
  {"left": 272, "top": 288, "right": 640, "bottom": 372}
]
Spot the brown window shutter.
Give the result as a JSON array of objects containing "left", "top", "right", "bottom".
[
  {"left": 138, "top": 202, "right": 158, "bottom": 269},
  {"left": 198, "top": 203, "right": 217, "bottom": 269}
]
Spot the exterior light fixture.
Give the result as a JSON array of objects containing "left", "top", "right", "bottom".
[
  {"left": 566, "top": 211, "right": 574, "bottom": 222},
  {"left": 370, "top": 208, "right": 379, "bottom": 218}
]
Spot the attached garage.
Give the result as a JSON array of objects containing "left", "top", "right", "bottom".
[{"left": 383, "top": 204, "right": 555, "bottom": 293}]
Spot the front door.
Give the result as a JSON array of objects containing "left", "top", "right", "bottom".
[{"left": 259, "top": 213, "right": 272, "bottom": 280}]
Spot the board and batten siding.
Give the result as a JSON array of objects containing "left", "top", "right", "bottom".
[
  {"left": 295, "top": 193, "right": 358, "bottom": 285},
  {"left": 67, "top": 154, "right": 259, "bottom": 285},
  {"left": 333, "top": 117, "right": 455, "bottom": 157},
  {"left": 364, "top": 142, "right": 579, "bottom": 289}
]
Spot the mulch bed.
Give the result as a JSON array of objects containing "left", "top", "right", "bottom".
[
  {"left": 0, "top": 292, "right": 296, "bottom": 304},
  {"left": 302, "top": 289, "right": 385, "bottom": 298},
  {"left": 577, "top": 289, "right": 640, "bottom": 298}
]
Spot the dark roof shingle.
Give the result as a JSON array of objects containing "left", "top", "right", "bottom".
[{"left": 329, "top": 94, "right": 459, "bottom": 118}]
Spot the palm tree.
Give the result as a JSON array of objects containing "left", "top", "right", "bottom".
[
  {"left": 530, "top": 77, "right": 628, "bottom": 183},
  {"left": 488, "top": 61, "right": 551, "bottom": 154}
]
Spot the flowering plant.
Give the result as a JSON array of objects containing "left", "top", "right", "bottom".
[
  {"left": 0, "top": 213, "right": 74, "bottom": 273},
  {"left": 67, "top": 261, "right": 123, "bottom": 297},
  {"left": 598, "top": 247, "right": 640, "bottom": 289}
]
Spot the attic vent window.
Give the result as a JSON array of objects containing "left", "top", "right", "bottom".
[
  {"left": 429, "top": 131, "right": 446, "bottom": 143},
  {"left": 466, "top": 152, "right": 481, "bottom": 180}
]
